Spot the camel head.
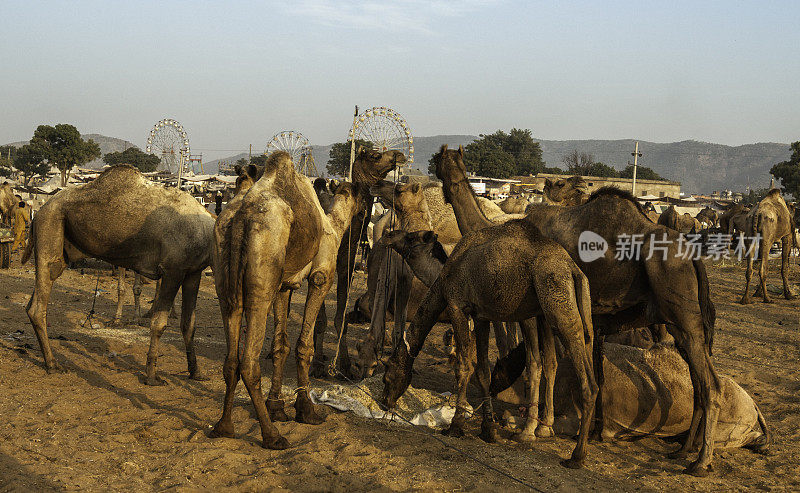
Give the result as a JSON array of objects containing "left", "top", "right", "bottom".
[
  {"left": 379, "top": 230, "right": 445, "bottom": 265},
  {"left": 433, "top": 144, "right": 469, "bottom": 205},
  {"left": 233, "top": 164, "right": 261, "bottom": 196},
  {"left": 543, "top": 176, "right": 587, "bottom": 204},
  {"left": 381, "top": 341, "right": 414, "bottom": 410},
  {"left": 351, "top": 147, "right": 406, "bottom": 185},
  {"left": 328, "top": 180, "right": 369, "bottom": 218},
  {"left": 370, "top": 180, "right": 427, "bottom": 216}
]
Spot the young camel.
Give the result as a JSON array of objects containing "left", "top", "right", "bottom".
[
  {"left": 423, "top": 145, "right": 718, "bottom": 476},
  {"left": 541, "top": 176, "right": 589, "bottom": 206},
  {"left": 22, "top": 165, "right": 215, "bottom": 384},
  {"left": 381, "top": 220, "right": 597, "bottom": 469},
  {"left": 740, "top": 189, "right": 798, "bottom": 304},
  {"left": 209, "top": 151, "right": 389, "bottom": 449}
]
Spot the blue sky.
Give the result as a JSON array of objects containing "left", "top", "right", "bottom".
[{"left": 1, "top": 0, "right": 798, "bottom": 160}]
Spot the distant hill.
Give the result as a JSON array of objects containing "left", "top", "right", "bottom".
[
  {"left": 4, "top": 134, "right": 137, "bottom": 169},
  {"left": 8, "top": 133, "right": 791, "bottom": 193}
]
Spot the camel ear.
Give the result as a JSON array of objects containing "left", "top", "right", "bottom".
[
  {"left": 422, "top": 230, "right": 437, "bottom": 243},
  {"left": 356, "top": 145, "right": 365, "bottom": 156},
  {"left": 247, "top": 164, "right": 259, "bottom": 179},
  {"left": 440, "top": 144, "right": 448, "bottom": 154},
  {"left": 458, "top": 145, "right": 464, "bottom": 157},
  {"left": 410, "top": 183, "right": 421, "bottom": 194}
]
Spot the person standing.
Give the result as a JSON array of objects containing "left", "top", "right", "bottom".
[{"left": 12, "top": 199, "right": 30, "bottom": 254}]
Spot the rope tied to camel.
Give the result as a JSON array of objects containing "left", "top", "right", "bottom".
[{"left": 80, "top": 270, "right": 103, "bottom": 328}]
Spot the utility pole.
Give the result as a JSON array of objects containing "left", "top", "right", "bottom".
[
  {"left": 631, "top": 141, "right": 642, "bottom": 196},
  {"left": 249, "top": 144, "right": 252, "bottom": 161},
  {"left": 348, "top": 105, "right": 359, "bottom": 182}
]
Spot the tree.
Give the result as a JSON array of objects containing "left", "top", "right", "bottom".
[
  {"left": 619, "top": 164, "right": 664, "bottom": 181},
  {"left": 327, "top": 139, "right": 372, "bottom": 177},
  {"left": 0, "top": 145, "right": 14, "bottom": 178},
  {"left": 741, "top": 187, "right": 772, "bottom": 207},
  {"left": 103, "top": 146, "right": 161, "bottom": 173},
  {"left": 770, "top": 141, "right": 800, "bottom": 199},
  {"left": 583, "top": 162, "right": 619, "bottom": 177},
  {"left": 12, "top": 143, "right": 51, "bottom": 186},
  {"left": 249, "top": 154, "right": 269, "bottom": 167},
  {"left": 562, "top": 150, "right": 596, "bottom": 175},
  {"left": 458, "top": 129, "right": 546, "bottom": 178},
  {"left": 29, "top": 124, "right": 101, "bottom": 186}
]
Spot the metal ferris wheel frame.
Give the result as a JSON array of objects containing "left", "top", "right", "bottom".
[
  {"left": 145, "top": 118, "right": 190, "bottom": 175},
  {"left": 265, "top": 130, "right": 317, "bottom": 176},
  {"left": 348, "top": 106, "right": 414, "bottom": 165}
]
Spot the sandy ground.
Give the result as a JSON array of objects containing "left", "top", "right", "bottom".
[{"left": 1, "top": 255, "right": 799, "bottom": 492}]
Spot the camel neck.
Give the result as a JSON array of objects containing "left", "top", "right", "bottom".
[
  {"left": 327, "top": 198, "right": 357, "bottom": 238},
  {"left": 399, "top": 208, "right": 432, "bottom": 233},
  {"left": 444, "top": 176, "right": 493, "bottom": 235},
  {"left": 405, "top": 254, "right": 443, "bottom": 288}
]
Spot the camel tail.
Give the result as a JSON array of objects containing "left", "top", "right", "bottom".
[
  {"left": 572, "top": 266, "right": 593, "bottom": 344},
  {"left": 21, "top": 217, "right": 34, "bottom": 265},
  {"left": 745, "top": 400, "right": 772, "bottom": 455},
  {"left": 222, "top": 213, "right": 247, "bottom": 310},
  {"left": 489, "top": 341, "right": 525, "bottom": 396},
  {"left": 693, "top": 258, "right": 716, "bottom": 354}
]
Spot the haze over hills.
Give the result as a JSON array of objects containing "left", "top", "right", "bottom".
[{"left": 5, "top": 134, "right": 791, "bottom": 194}]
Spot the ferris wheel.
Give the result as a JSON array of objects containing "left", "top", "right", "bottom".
[
  {"left": 348, "top": 106, "right": 414, "bottom": 165},
  {"left": 146, "top": 118, "right": 190, "bottom": 174},
  {"left": 266, "top": 130, "right": 317, "bottom": 176}
]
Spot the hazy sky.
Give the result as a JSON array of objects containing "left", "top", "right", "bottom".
[{"left": 2, "top": 0, "right": 799, "bottom": 161}]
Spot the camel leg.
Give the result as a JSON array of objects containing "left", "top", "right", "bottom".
[
  {"left": 26, "top": 259, "right": 67, "bottom": 373},
  {"left": 310, "top": 300, "right": 328, "bottom": 376},
  {"left": 294, "top": 278, "right": 333, "bottom": 425},
  {"left": 740, "top": 241, "right": 755, "bottom": 304},
  {"left": 113, "top": 267, "right": 125, "bottom": 323},
  {"left": 356, "top": 251, "right": 393, "bottom": 379},
  {"left": 180, "top": 270, "right": 205, "bottom": 380},
  {"left": 144, "top": 273, "right": 182, "bottom": 385},
  {"left": 537, "top": 317, "right": 556, "bottom": 438},
  {"left": 548, "top": 303, "right": 597, "bottom": 470},
  {"left": 391, "top": 259, "right": 413, "bottom": 353},
  {"left": 267, "top": 290, "right": 291, "bottom": 421},
  {"left": 210, "top": 299, "right": 244, "bottom": 439},
  {"left": 781, "top": 236, "right": 794, "bottom": 300},
  {"left": 514, "top": 317, "right": 542, "bottom": 444},
  {"left": 332, "top": 225, "right": 361, "bottom": 378},
  {"left": 442, "top": 306, "right": 475, "bottom": 438},
  {"left": 492, "top": 321, "right": 509, "bottom": 359},
  {"left": 474, "top": 319, "right": 498, "bottom": 443},
  {"left": 132, "top": 274, "right": 142, "bottom": 319},
  {"left": 758, "top": 238, "right": 772, "bottom": 303}
]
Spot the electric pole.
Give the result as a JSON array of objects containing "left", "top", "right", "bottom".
[
  {"left": 249, "top": 144, "right": 252, "bottom": 160},
  {"left": 631, "top": 141, "right": 642, "bottom": 196},
  {"left": 348, "top": 105, "right": 359, "bottom": 182}
]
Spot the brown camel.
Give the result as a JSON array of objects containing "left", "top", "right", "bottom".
[
  {"left": 642, "top": 201, "right": 660, "bottom": 223},
  {"left": 695, "top": 207, "right": 719, "bottom": 229},
  {"left": 22, "top": 165, "right": 215, "bottom": 384},
  {"left": 497, "top": 195, "right": 530, "bottom": 214},
  {"left": 381, "top": 219, "right": 597, "bottom": 469},
  {"left": 658, "top": 205, "right": 702, "bottom": 233},
  {"left": 719, "top": 203, "right": 750, "bottom": 236},
  {"left": 209, "top": 150, "right": 391, "bottom": 450},
  {"left": 740, "top": 189, "right": 798, "bottom": 304},
  {"left": 233, "top": 163, "right": 261, "bottom": 196},
  {"left": 328, "top": 148, "right": 406, "bottom": 377},
  {"left": 542, "top": 176, "right": 589, "bottom": 206},
  {"left": 416, "top": 145, "right": 719, "bottom": 476},
  {"left": 0, "top": 182, "right": 16, "bottom": 226}
]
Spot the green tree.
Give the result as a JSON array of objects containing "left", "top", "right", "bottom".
[
  {"left": 12, "top": 143, "right": 51, "bottom": 185},
  {"left": 458, "top": 129, "right": 545, "bottom": 178},
  {"left": 103, "top": 146, "right": 161, "bottom": 173},
  {"left": 741, "top": 187, "right": 772, "bottom": 207},
  {"left": 249, "top": 154, "right": 269, "bottom": 167},
  {"left": 0, "top": 145, "right": 14, "bottom": 178},
  {"left": 770, "top": 141, "right": 800, "bottom": 199},
  {"left": 29, "top": 124, "right": 101, "bottom": 186},
  {"left": 583, "top": 162, "right": 619, "bottom": 177},
  {"left": 327, "top": 139, "right": 371, "bottom": 177},
  {"left": 620, "top": 164, "right": 664, "bottom": 181}
]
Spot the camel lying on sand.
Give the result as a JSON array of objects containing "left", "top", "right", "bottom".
[
  {"left": 658, "top": 205, "right": 702, "bottom": 233},
  {"left": 696, "top": 207, "right": 719, "bottom": 229},
  {"left": 23, "top": 165, "right": 215, "bottom": 384},
  {"left": 541, "top": 176, "right": 589, "bottom": 207},
  {"left": 493, "top": 343, "right": 770, "bottom": 453},
  {"left": 740, "top": 189, "right": 798, "bottom": 304},
  {"left": 496, "top": 195, "right": 530, "bottom": 214}
]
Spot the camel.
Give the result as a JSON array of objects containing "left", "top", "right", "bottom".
[
  {"left": 493, "top": 343, "right": 770, "bottom": 454},
  {"left": 542, "top": 176, "right": 589, "bottom": 206},
  {"left": 327, "top": 148, "right": 406, "bottom": 377},
  {"left": 233, "top": 163, "right": 261, "bottom": 196},
  {"left": 381, "top": 218, "right": 598, "bottom": 469},
  {"left": 658, "top": 205, "right": 702, "bottom": 233},
  {"left": 313, "top": 177, "right": 335, "bottom": 213},
  {"left": 643, "top": 201, "right": 660, "bottom": 223},
  {"left": 696, "top": 207, "right": 719, "bottom": 229},
  {"left": 719, "top": 203, "right": 750, "bottom": 236},
  {"left": 740, "top": 189, "right": 798, "bottom": 304},
  {"left": 209, "top": 150, "right": 393, "bottom": 450},
  {"left": 22, "top": 165, "right": 215, "bottom": 384},
  {"left": 420, "top": 145, "right": 719, "bottom": 476},
  {"left": 0, "top": 182, "right": 16, "bottom": 226},
  {"left": 497, "top": 195, "right": 530, "bottom": 214}
]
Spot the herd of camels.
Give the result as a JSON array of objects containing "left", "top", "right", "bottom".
[{"left": 14, "top": 144, "right": 793, "bottom": 477}]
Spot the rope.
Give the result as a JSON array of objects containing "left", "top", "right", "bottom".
[
  {"left": 80, "top": 271, "right": 103, "bottom": 328},
  {"left": 331, "top": 368, "right": 545, "bottom": 492}
]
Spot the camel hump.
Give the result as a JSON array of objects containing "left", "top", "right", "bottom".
[
  {"left": 89, "top": 164, "right": 146, "bottom": 189},
  {"left": 263, "top": 151, "right": 293, "bottom": 179}
]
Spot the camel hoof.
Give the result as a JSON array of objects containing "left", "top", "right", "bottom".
[
  {"left": 667, "top": 448, "right": 689, "bottom": 460},
  {"left": 535, "top": 425, "right": 555, "bottom": 438},
  {"left": 739, "top": 297, "right": 751, "bottom": 305},
  {"left": 263, "top": 436, "right": 290, "bottom": 450},
  {"left": 267, "top": 400, "right": 290, "bottom": 422},
  {"left": 442, "top": 424, "right": 465, "bottom": 438},
  {"left": 478, "top": 422, "right": 499, "bottom": 444},
  {"left": 209, "top": 422, "right": 235, "bottom": 439},
  {"left": 295, "top": 402, "right": 326, "bottom": 425},
  {"left": 45, "top": 364, "right": 65, "bottom": 374},
  {"left": 684, "top": 462, "right": 713, "bottom": 477},
  {"left": 189, "top": 372, "right": 209, "bottom": 382},
  {"left": 142, "top": 375, "right": 167, "bottom": 386},
  {"left": 560, "top": 457, "right": 584, "bottom": 469}
]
